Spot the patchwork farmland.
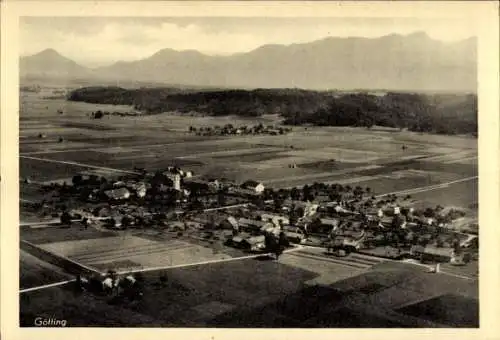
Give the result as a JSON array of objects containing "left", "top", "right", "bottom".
[
  {"left": 20, "top": 94, "right": 477, "bottom": 209},
  {"left": 19, "top": 86, "right": 478, "bottom": 328},
  {"left": 20, "top": 250, "right": 478, "bottom": 327}
]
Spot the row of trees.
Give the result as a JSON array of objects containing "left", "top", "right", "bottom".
[{"left": 258, "top": 183, "right": 372, "bottom": 204}]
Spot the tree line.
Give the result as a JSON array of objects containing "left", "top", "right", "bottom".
[{"left": 68, "top": 86, "right": 477, "bottom": 135}]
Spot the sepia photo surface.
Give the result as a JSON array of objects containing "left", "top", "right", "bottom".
[{"left": 2, "top": 1, "right": 500, "bottom": 339}]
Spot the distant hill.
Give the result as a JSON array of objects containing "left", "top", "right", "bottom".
[
  {"left": 21, "top": 32, "right": 477, "bottom": 92},
  {"left": 20, "top": 48, "right": 91, "bottom": 79}
]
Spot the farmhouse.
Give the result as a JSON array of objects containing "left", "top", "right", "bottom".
[
  {"left": 410, "top": 245, "right": 454, "bottom": 263},
  {"left": 104, "top": 187, "right": 131, "bottom": 200},
  {"left": 282, "top": 200, "right": 319, "bottom": 217},
  {"left": 305, "top": 217, "right": 339, "bottom": 235},
  {"left": 207, "top": 178, "right": 221, "bottom": 191},
  {"left": 183, "top": 178, "right": 210, "bottom": 191},
  {"left": 282, "top": 226, "right": 306, "bottom": 243},
  {"left": 237, "top": 217, "right": 273, "bottom": 233},
  {"left": 219, "top": 216, "right": 239, "bottom": 230},
  {"left": 319, "top": 218, "right": 340, "bottom": 230},
  {"left": 125, "top": 182, "right": 147, "bottom": 198},
  {"left": 392, "top": 214, "right": 407, "bottom": 229},
  {"left": 333, "top": 205, "right": 353, "bottom": 215},
  {"left": 379, "top": 216, "right": 394, "bottom": 228},
  {"left": 241, "top": 180, "right": 265, "bottom": 193},
  {"left": 260, "top": 213, "right": 290, "bottom": 227},
  {"left": 230, "top": 234, "right": 266, "bottom": 252}
]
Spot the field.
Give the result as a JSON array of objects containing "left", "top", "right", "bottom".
[
  {"left": 35, "top": 234, "right": 236, "bottom": 273},
  {"left": 20, "top": 250, "right": 478, "bottom": 327},
  {"left": 19, "top": 86, "right": 479, "bottom": 327},
  {"left": 20, "top": 250, "right": 71, "bottom": 290}
]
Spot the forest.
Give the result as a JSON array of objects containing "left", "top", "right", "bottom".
[{"left": 68, "top": 86, "right": 477, "bottom": 135}]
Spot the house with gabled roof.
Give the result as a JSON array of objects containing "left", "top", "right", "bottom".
[{"left": 241, "top": 180, "right": 265, "bottom": 193}]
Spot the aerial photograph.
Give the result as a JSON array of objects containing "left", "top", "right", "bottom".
[{"left": 18, "top": 16, "right": 478, "bottom": 327}]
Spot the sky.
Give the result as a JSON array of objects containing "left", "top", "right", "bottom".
[{"left": 20, "top": 17, "right": 477, "bottom": 67}]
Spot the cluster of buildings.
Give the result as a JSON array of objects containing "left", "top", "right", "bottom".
[
  {"left": 39, "top": 164, "right": 478, "bottom": 266},
  {"left": 188, "top": 123, "right": 292, "bottom": 137}
]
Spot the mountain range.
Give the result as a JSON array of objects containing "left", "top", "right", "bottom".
[{"left": 20, "top": 32, "right": 477, "bottom": 92}]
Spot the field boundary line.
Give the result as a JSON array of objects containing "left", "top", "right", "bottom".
[
  {"left": 444, "top": 156, "right": 478, "bottom": 164},
  {"left": 375, "top": 176, "right": 477, "bottom": 198},
  {"left": 18, "top": 139, "right": 234, "bottom": 156},
  {"left": 20, "top": 219, "right": 81, "bottom": 227},
  {"left": 20, "top": 155, "right": 140, "bottom": 175},
  {"left": 437, "top": 270, "right": 476, "bottom": 281},
  {"left": 20, "top": 279, "right": 76, "bottom": 294},
  {"left": 21, "top": 239, "right": 102, "bottom": 275}
]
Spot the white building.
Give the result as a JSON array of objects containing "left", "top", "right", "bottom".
[
  {"left": 241, "top": 180, "right": 265, "bottom": 193},
  {"left": 166, "top": 174, "right": 182, "bottom": 191}
]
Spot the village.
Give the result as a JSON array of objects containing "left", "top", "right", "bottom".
[
  {"left": 25, "top": 163, "right": 479, "bottom": 270},
  {"left": 188, "top": 123, "right": 293, "bottom": 137}
]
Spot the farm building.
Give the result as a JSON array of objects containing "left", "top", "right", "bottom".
[
  {"left": 104, "top": 188, "right": 131, "bottom": 200},
  {"left": 392, "top": 214, "right": 407, "bottom": 229},
  {"left": 206, "top": 179, "right": 221, "bottom": 191},
  {"left": 319, "top": 218, "right": 340, "bottom": 230},
  {"left": 237, "top": 218, "right": 273, "bottom": 233},
  {"left": 335, "top": 229, "right": 366, "bottom": 248},
  {"left": 379, "top": 216, "right": 393, "bottom": 228},
  {"left": 219, "top": 216, "right": 239, "bottom": 230},
  {"left": 113, "top": 181, "right": 126, "bottom": 188},
  {"left": 282, "top": 226, "right": 306, "bottom": 243},
  {"left": 260, "top": 213, "right": 290, "bottom": 227},
  {"left": 228, "top": 233, "right": 266, "bottom": 251},
  {"left": 241, "top": 180, "right": 265, "bottom": 193},
  {"left": 305, "top": 217, "right": 340, "bottom": 235},
  {"left": 410, "top": 245, "right": 454, "bottom": 263},
  {"left": 184, "top": 221, "right": 204, "bottom": 229},
  {"left": 282, "top": 200, "right": 319, "bottom": 217},
  {"left": 183, "top": 178, "right": 210, "bottom": 191},
  {"left": 125, "top": 182, "right": 147, "bottom": 198},
  {"left": 229, "top": 187, "right": 262, "bottom": 197}
]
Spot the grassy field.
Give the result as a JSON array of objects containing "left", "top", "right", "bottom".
[
  {"left": 37, "top": 234, "right": 237, "bottom": 273},
  {"left": 21, "top": 224, "right": 117, "bottom": 245}
]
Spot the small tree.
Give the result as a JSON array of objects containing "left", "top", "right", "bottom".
[
  {"left": 60, "top": 211, "right": 72, "bottom": 226},
  {"left": 121, "top": 216, "right": 133, "bottom": 229},
  {"left": 72, "top": 174, "right": 83, "bottom": 186},
  {"left": 159, "top": 275, "right": 168, "bottom": 287}
]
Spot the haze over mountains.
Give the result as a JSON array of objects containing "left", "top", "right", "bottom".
[{"left": 20, "top": 32, "right": 477, "bottom": 92}]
